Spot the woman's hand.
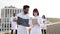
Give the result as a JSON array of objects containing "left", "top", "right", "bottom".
[{"left": 35, "top": 23, "right": 40, "bottom": 26}]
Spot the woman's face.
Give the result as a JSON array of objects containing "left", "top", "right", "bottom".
[
  {"left": 42, "top": 16, "right": 44, "bottom": 19},
  {"left": 42, "top": 16, "right": 45, "bottom": 19},
  {"left": 34, "top": 12, "right": 38, "bottom": 16}
]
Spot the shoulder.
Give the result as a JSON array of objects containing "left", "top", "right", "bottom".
[
  {"left": 37, "top": 16, "right": 43, "bottom": 21},
  {"left": 37, "top": 16, "right": 42, "bottom": 19},
  {"left": 16, "top": 12, "right": 23, "bottom": 17},
  {"left": 11, "top": 16, "right": 13, "bottom": 18}
]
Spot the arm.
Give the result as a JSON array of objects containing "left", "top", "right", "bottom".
[
  {"left": 45, "top": 19, "right": 47, "bottom": 24},
  {"left": 16, "top": 18, "right": 19, "bottom": 23},
  {"left": 13, "top": 18, "right": 17, "bottom": 22},
  {"left": 43, "top": 19, "right": 47, "bottom": 24},
  {"left": 27, "top": 19, "right": 30, "bottom": 27},
  {"left": 16, "top": 17, "right": 20, "bottom": 24},
  {"left": 38, "top": 18, "right": 43, "bottom": 27},
  {"left": 16, "top": 13, "right": 20, "bottom": 23},
  {"left": 29, "top": 19, "right": 33, "bottom": 27},
  {"left": 27, "top": 23, "right": 30, "bottom": 27}
]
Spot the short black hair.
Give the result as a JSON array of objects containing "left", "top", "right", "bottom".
[
  {"left": 23, "top": 5, "right": 30, "bottom": 9},
  {"left": 42, "top": 15, "right": 46, "bottom": 19}
]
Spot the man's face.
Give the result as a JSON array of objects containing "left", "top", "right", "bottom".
[{"left": 24, "top": 8, "right": 29, "bottom": 14}]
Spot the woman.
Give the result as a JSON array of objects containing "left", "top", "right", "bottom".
[
  {"left": 29, "top": 8, "right": 42, "bottom": 34},
  {"left": 41, "top": 15, "right": 47, "bottom": 34}
]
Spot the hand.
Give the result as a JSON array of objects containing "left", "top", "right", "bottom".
[
  {"left": 27, "top": 24, "right": 30, "bottom": 27},
  {"left": 16, "top": 19, "right": 19, "bottom": 23},
  {"left": 36, "top": 23, "right": 40, "bottom": 26},
  {"left": 13, "top": 20, "right": 17, "bottom": 22}
]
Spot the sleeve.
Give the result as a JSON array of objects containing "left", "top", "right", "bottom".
[
  {"left": 16, "top": 13, "right": 21, "bottom": 20},
  {"left": 29, "top": 18, "right": 33, "bottom": 27},
  {"left": 38, "top": 18, "right": 44, "bottom": 28},
  {"left": 45, "top": 19, "right": 47, "bottom": 24},
  {"left": 16, "top": 14, "right": 20, "bottom": 23},
  {"left": 16, "top": 13, "right": 22, "bottom": 19},
  {"left": 15, "top": 16, "right": 18, "bottom": 20},
  {"left": 16, "top": 14, "right": 19, "bottom": 19},
  {"left": 39, "top": 18, "right": 43, "bottom": 24}
]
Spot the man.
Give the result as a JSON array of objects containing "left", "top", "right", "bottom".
[
  {"left": 17, "top": 5, "right": 30, "bottom": 34},
  {"left": 11, "top": 13, "right": 17, "bottom": 34}
]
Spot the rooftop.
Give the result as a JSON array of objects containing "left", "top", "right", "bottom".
[{"left": 5, "top": 5, "right": 15, "bottom": 8}]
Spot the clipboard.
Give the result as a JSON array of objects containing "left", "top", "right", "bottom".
[
  {"left": 17, "top": 17, "right": 29, "bottom": 26},
  {"left": 32, "top": 19, "right": 38, "bottom": 25}
]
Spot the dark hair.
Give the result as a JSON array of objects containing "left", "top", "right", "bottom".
[
  {"left": 13, "top": 13, "right": 16, "bottom": 17},
  {"left": 42, "top": 15, "right": 46, "bottom": 19},
  {"left": 23, "top": 5, "right": 30, "bottom": 9},
  {"left": 33, "top": 8, "right": 39, "bottom": 16}
]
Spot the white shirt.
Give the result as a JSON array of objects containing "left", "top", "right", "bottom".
[
  {"left": 17, "top": 12, "right": 30, "bottom": 34},
  {"left": 29, "top": 16, "right": 43, "bottom": 28},
  {"left": 42, "top": 19, "right": 47, "bottom": 29},
  {"left": 10, "top": 16, "right": 17, "bottom": 30},
  {"left": 29, "top": 16, "right": 42, "bottom": 34},
  {"left": 17, "top": 12, "right": 29, "bottom": 19}
]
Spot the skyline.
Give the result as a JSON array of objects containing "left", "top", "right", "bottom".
[{"left": 0, "top": 0, "right": 60, "bottom": 18}]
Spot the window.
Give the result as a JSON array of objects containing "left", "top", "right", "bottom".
[
  {"left": 5, "top": 18, "right": 6, "bottom": 23},
  {"left": 10, "top": 9, "right": 12, "bottom": 17},
  {"left": 5, "top": 9, "right": 7, "bottom": 17},
  {"left": 7, "top": 9, "right": 9, "bottom": 14},
  {"left": 13, "top": 9, "right": 14, "bottom": 13},
  {"left": 7, "top": 18, "right": 9, "bottom": 22}
]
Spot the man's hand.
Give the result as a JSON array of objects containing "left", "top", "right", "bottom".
[
  {"left": 27, "top": 24, "right": 30, "bottom": 27},
  {"left": 16, "top": 19, "right": 19, "bottom": 23}
]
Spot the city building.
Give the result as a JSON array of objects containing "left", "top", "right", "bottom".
[
  {"left": 1, "top": 6, "right": 22, "bottom": 32},
  {"left": 0, "top": 18, "right": 1, "bottom": 23},
  {"left": 0, "top": 18, "right": 1, "bottom": 31}
]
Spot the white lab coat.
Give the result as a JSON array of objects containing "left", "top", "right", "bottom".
[
  {"left": 42, "top": 19, "right": 47, "bottom": 30},
  {"left": 29, "top": 16, "right": 43, "bottom": 34},
  {"left": 11, "top": 16, "right": 17, "bottom": 30},
  {"left": 17, "top": 12, "right": 29, "bottom": 34}
]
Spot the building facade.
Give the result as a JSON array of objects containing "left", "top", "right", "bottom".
[{"left": 1, "top": 6, "right": 22, "bottom": 32}]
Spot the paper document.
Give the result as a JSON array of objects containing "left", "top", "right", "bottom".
[{"left": 32, "top": 19, "right": 38, "bottom": 25}]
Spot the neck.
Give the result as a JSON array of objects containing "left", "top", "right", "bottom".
[
  {"left": 35, "top": 15, "right": 38, "bottom": 17},
  {"left": 13, "top": 16, "right": 15, "bottom": 17}
]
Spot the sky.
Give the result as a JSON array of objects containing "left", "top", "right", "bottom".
[{"left": 0, "top": 0, "right": 60, "bottom": 18}]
